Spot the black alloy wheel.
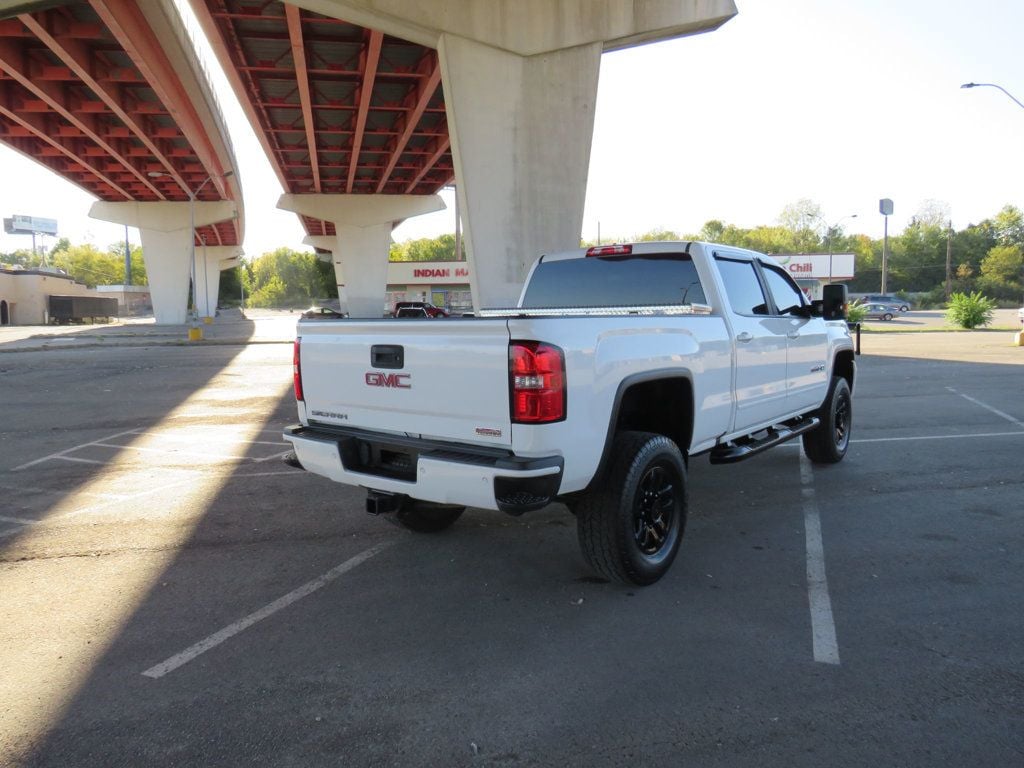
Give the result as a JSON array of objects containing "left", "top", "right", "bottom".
[{"left": 634, "top": 463, "right": 677, "bottom": 557}]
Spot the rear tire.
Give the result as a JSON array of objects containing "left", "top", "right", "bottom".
[
  {"left": 802, "top": 376, "right": 852, "bottom": 464},
  {"left": 576, "top": 431, "right": 687, "bottom": 585},
  {"left": 388, "top": 500, "right": 465, "bottom": 533}
]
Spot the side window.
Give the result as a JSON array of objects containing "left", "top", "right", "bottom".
[
  {"left": 761, "top": 263, "right": 806, "bottom": 314},
  {"left": 715, "top": 257, "right": 769, "bottom": 316}
]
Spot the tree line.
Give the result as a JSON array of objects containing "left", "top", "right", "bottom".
[{"left": 4, "top": 201, "right": 1021, "bottom": 309}]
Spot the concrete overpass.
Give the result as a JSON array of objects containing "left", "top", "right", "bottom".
[
  {"left": 189, "top": 0, "right": 737, "bottom": 314},
  {"left": 0, "top": 0, "right": 244, "bottom": 323},
  {"left": 2, "top": 0, "right": 737, "bottom": 319}
]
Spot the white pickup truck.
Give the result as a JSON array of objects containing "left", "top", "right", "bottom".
[{"left": 284, "top": 242, "right": 856, "bottom": 585}]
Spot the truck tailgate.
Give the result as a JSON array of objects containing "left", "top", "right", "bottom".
[{"left": 298, "top": 319, "right": 513, "bottom": 448}]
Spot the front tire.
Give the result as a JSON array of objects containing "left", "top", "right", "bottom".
[
  {"left": 576, "top": 431, "right": 687, "bottom": 585},
  {"left": 388, "top": 500, "right": 465, "bottom": 533},
  {"left": 802, "top": 376, "right": 852, "bottom": 464}
]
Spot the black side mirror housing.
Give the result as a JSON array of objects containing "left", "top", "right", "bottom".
[{"left": 821, "top": 284, "right": 848, "bottom": 321}]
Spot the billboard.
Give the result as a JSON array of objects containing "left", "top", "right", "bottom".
[{"left": 4, "top": 215, "right": 58, "bottom": 236}]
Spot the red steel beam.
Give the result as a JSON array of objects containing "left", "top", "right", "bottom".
[
  {"left": 285, "top": 2, "right": 320, "bottom": 192},
  {"left": 404, "top": 134, "right": 450, "bottom": 193},
  {"left": 0, "top": 34, "right": 165, "bottom": 199},
  {"left": 0, "top": 89, "right": 132, "bottom": 198},
  {"left": 17, "top": 10, "right": 193, "bottom": 197},
  {"left": 86, "top": 0, "right": 230, "bottom": 199},
  {"left": 375, "top": 59, "right": 441, "bottom": 193},
  {"left": 346, "top": 29, "right": 382, "bottom": 193}
]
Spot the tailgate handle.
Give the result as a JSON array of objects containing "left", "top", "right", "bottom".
[{"left": 371, "top": 345, "right": 404, "bottom": 369}]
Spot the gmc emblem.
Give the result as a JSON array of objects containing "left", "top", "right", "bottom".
[{"left": 365, "top": 372, "right": 411, "bottom": 389}]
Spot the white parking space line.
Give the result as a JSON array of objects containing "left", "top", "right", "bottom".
[
  {"left": 947, "top": 387, "right": 1024, "bottom": 429},
  {"left": 852, "top": 430, "right": 1024, "bottom": 444},
  {"left": 0, "top": 482, "right": 129, "bottom": 502},
  {"left": 780, "top": 429, "right": 1024, "bottom": 447},
  {"left": 92, "top": 442, "right": 259, "bottom": 463},
  {"left": 56, "top": 455, "right": 106, "bottom": 466},
  {"left": 253, "top": 450, "right": 294, "bottom": 464},
  {"left": 233, "top": 470, "right": 308, "bottom": 478},
  {"left": 0, "top": 515, "right": 41, "bottom": 526},
  {"left": 11, "top": 428, "right": 142, "bottom": 471},
  {"left": 135, "top": 431, "right": 290, "bottom": 448},
  {"left": 141, "top": 541, "right": 395, "bottom": 679},
  {"left": 798, "top": 452, "right": 841, "bottom": 666}
]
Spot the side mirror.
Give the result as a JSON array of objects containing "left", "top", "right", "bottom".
[{"left": 821, "top": 284, "right": 848, "bottom": 321}]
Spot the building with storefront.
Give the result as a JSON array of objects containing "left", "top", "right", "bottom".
[
  {"left": 769, "top": 253, "right": 855, "bottom": 301},
  {"left": 0, "top": 267, "right": 107, "bottom": 325},
  {"left": 331, "top": 260, "right": 475, "bottom": 314}
]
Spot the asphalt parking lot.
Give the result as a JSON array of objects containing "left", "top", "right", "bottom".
[{"left": 1, "top": 323, "right": 1022, "bottom": 766}]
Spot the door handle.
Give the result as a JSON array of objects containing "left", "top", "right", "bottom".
[
  {"left": 787, "top": 330, "right": 800, "bottom": 339},
  {"left": 736, "top": 332, "right": 753, "bottom": 343}
]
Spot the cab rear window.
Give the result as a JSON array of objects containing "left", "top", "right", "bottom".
[{"left": 521, "top": 253, "right": 706, "bottom": 308}]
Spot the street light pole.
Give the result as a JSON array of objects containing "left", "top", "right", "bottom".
[
  {"left": 960, "top": 82, "right": 1024, "bottom": 110},
  {"left": 962, "top": 81, "right": 1024, "bottom": 305}
]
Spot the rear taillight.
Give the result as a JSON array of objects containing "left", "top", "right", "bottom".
[
  {"left": 293, "top": 338, "right": 304, "bottom": 401},
  {"left": 510, "top": 341, "right": 566, "bottom": 423}
]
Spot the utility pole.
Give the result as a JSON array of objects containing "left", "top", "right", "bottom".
[
  {"left": 879, "top": 199, "right": 893, "bottom": 293},
  {"left": 945, "top": 220, "right": 953, "bottom": 300}
]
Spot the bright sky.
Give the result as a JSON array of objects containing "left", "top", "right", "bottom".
[{"left": 1, "top": 0, "right": 1022, "bottom": 258}]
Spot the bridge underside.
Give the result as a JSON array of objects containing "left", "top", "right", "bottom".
[
  {"left": 0, "top": 0, "right": 240, "bottom": 247},
  {"left": 197, "top": 0, "right": 452, "bottom": 242}
]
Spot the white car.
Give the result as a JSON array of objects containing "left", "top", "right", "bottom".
[{"left": 1018, "top": 306, "right": 1024, "bottom": 324}]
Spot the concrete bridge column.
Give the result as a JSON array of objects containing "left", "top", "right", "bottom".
[
  {"left": 135, "top": 227, "right": 192, "bottom": 325},
  {"left": 438, "top": 36, "right": 601, "bottom": 308},
  {"left": 277, "top": 194, "right": 444, "bottom": 317},
  {"left": 90, "top": 200, "right": 237, "bottom": 324},
  {"left": 197, "top": 246, "right": 243, "bottom": 319}
]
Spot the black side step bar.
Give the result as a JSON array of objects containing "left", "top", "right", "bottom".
[{"left": 709, "top": 417, "right": 820, "bottom": 465}]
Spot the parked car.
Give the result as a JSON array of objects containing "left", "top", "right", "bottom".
[
  {"left": 861, "top": 303, "right": 896, "bottom": 321},
  {"left": 863, "top": 294, "right": 911, "bottom": 311},
  {"left": 301, "top": 306, "right": 345, "bottom": 320},
  {"left": 393, "top": 301, "right": 449, "bottom": 318},
  {"left": 1018, "top": 306, "right": 1024, "bottom": 324}
]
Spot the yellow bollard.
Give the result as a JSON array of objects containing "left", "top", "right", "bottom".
[
  {"left": 1013, "top": 330, "right": 1024, "bottom": 347},
  {"left": 188, "top": 326, "right": 203, "bottom": 342},
  {"left": 202, "top": 316, "right": 213, "bottom": 325}
]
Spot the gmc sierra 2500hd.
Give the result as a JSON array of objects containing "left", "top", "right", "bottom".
[{"left": 284, "top": 242, "right": 855, "bottom": 585}]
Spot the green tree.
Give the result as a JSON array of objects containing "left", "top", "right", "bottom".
[
  {"left": 108, "top": 241, "right": 148, "bottom": 285},
  {"left": 977, "top": 244, "right": 1023, "bottom": 301},
  {"left": 992, "top": 205, "right": 1024, "bottom": 248},
  {"left": 390, "top": 233, "right": 460, "bottom": 262},
  {"left": 634, "top": 227, "right": 682, "bottom": 242},
  {"left": 247, "top": 247, "right": 326, "bottom": 306},
  {"left": 247, "top": 274, "right": 287, "bottom": 308},
  {"left": 50, "top": 244, "right": 122, "bottom": 287}
]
